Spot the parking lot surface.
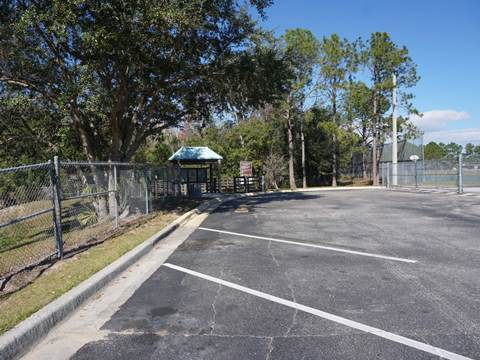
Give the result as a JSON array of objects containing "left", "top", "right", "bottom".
[{"left": 35, "top": 190, "right": 480, "bottom": 359}]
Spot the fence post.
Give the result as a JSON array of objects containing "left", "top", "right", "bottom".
[
  {"left": 165, "top": 168, "right": 169, "bottom": 198},
  {"left": 458, "top": 153, "right": 464, "bottom": 194},
  {"left": 145, "top": 169, "right": 150, "bottom": 214},
  {"left": 113, "top": 164, "right": 119, "bottom": 228},
  {"left": 51, "top": 156, "right": 64, "bottom": 259}
]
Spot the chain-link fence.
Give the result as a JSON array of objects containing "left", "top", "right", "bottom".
[
  {"left": 462, "top": 155, "right": 480, "bottom": 191},
  {"left": 0, "top": 158, "right": 183, "bottom": 281},
  {"left": 0, "top": 162, "right": 56, "bottom": 278},
  {"left": 380, "top": 154, "right": 480, "bottom": 192}
]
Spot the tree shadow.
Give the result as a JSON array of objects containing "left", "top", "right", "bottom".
[{"left": 212, "top": 192, "right": 322, "bottom": 213}]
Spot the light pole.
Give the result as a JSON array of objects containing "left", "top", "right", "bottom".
[{"left": 392, "top": 74, "right": 398, "bottom": 186}]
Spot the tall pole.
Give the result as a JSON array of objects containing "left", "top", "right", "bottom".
[
  {"left": 392, "top": 74, "right": 398, "bottom": 186},
  {"left": 458, "top": 153, "right": 464, "bottom": 194}
]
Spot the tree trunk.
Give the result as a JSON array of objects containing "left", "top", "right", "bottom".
[
  {"left": 273, "top": 180, "right": 279, "bottom": 190},
  {"left": 286, "top": 102, "right": 297, "bottom": 190},
  {"left": 300, "top": 118, "right": 307, "bottom": 188},
  {"left": 331, "top": 91, "right": 338, "bottom": 187},
  {"left": 332, "top": 132, "right": 338, "bottom": 187},
  {"left": 72, "top": 111, "right": 110, "bottom": 219},
  {"left": 362, "top": 121, "right": 369, "bottom": 180}
]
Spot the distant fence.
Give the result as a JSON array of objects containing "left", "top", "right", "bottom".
[
  {"left": 380, "top": 154, "right": 480, "bottom": 192},
  {"left": 232, "top": 176, "right": 264, "bottom": 193},
  {"left": 0, "top": 158, "right": 183, "bottom": 281}
]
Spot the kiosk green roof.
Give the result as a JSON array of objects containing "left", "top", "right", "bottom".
[{"left": 168, "top": 146, "right": 223, "bottom": 163}]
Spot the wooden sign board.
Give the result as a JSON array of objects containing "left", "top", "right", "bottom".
[{"left": 240, "top": 161, "right": 253, "bottom": 177}]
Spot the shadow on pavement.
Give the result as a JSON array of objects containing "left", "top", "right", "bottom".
[{"left": 213, "top": 192, "right": 322, "bottom": 213}]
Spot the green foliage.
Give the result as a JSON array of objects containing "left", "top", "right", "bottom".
[
  {"left": 318, "top": 34, "right": 358, "bottom": 104},
  {"left": 356, "top": 32, "right": 420, "bottom": 184},
  {"left": 365, "top": 32, "right": 419, "bottom": 95},
  {"left": 424, "top": 141, "right": 474, "bottom": 160},
  {"left": 465, "top": 143, "right": 475, "bottom": 156},
  {"left": 424, "top": 141, "right": 447, "bottom": 160},
  {"left": 132, "top": 29, "right": 422, "bottom": 188},
  {"left": 76, "top": 203, "right": 98, "bottom": 227},
  {"left": 0, "top": 94, "right": 82, "bottom": 166},
  {"left": 0, "top": 0, "right": 290, "bottom": 162},
  {"left": 282, "top": 28, "right": 319, "bottom": 94},
  {"left": 277, "top": 28, "right": 320, "bottom": 188},
  {"left": 134, "top": 133, "right": 180, "bottom": 165},
  {"left": 183, "top": 116, "right": 278, "bottom": 178},
  {"left": 303, "top": 107, "right": 359, "bottom": 184},
  {"left": 0, "top": 2, "right": 423, "bottom": 191},
  {"left": 444, "top": 142, "right": 463, "bottom": 156},
  {"left": 316, "top": 34, "right": 361, "bottom": 185},
  {"left": 365, "top": 32, "right": 419, "bottom": 120}
]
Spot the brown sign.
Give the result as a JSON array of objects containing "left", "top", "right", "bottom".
[{"left": 240, "top": 161, "right": 253, "bottom": 177}]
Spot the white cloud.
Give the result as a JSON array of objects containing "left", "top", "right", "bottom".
[
  {"left": 410, "top": 109, "right": 470, "bottom": 131},
  {"left": 424, "top": 128, "right": 480, "bottom": 145}
]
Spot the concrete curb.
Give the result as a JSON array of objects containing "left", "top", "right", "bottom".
[{"left": 0, "top": 196, "right": 227, "bottom": 360}]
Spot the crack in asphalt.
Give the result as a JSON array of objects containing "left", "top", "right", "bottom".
[
  {"left": 283, "top": 275, "right": 298, "bottom": 337},
  {"left": 267, "top": 240, "right": 280, "bottom": 268},
  {"left": 267, "top": 239, "right": 298, "bottom": 337},
  {"left": 210, "top": 269, "right": 224, "bottom": 335},
  {"left": 265, "top": 337, "right": 274, "bottom": 360}
]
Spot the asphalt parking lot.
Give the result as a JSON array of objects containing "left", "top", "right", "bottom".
[{"left": 46, "top": 190, "right": 480, "bottom": 359}]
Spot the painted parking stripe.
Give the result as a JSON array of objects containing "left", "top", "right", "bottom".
[
  {"left": 198, "top": 227, "right": 417, "bottom": 264},
  {"left": 164, "top": 263, "right": 472, "bottom": 360}
]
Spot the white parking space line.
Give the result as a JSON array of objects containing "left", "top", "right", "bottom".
[
  {"left": 198, "top": 227, "right": 417, "bottom": 264},
  {"left": 164, "top": 263, "right": 472, "bottom": 360}
]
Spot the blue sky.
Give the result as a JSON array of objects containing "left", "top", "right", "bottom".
[{"left": 259, "top": 0, "right": 480, "bottom": 145}]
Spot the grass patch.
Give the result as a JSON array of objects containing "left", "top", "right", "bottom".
[
  {"left": 0, "top": 207, "right": 191, "bottom": 335},
  {"left": 0, "top": 198, "right": 115, "bottom": 275},
  {"left": 0, "top": 197, "right": 194, "bottom": 276}
]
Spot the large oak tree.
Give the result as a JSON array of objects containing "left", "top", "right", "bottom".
[{"left": 0, "top": 0, "right": 289, "bottom": 162}]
